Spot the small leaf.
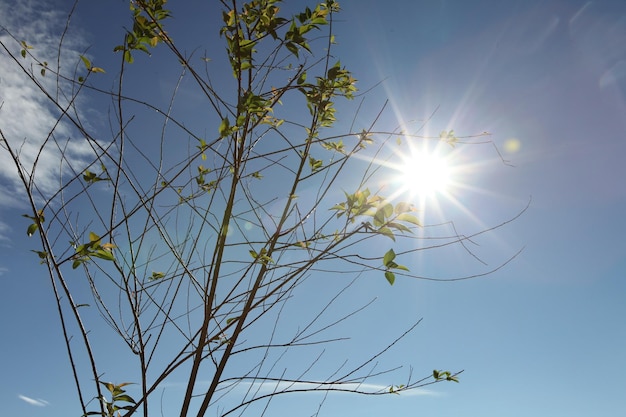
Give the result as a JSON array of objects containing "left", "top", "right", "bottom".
[
  {"left": 27, "top": 223, "right": 38, "bottom": 237},
  {"left": 124, "top": 50, "right": 133, "bottom": 63},
  {"left": 93, "top": 249, "right": 115, "bottom": 261},
  {"left": 396, "top": 213, "right": 421, "bottom": 226},
  {"left": 79, "top": 55, "right": 91, "bottom": 70},
  {"left": 308, "top": 156, "right": 323, "bottom": 172},
  {"left": 90, "top": 66, "right": 105, "bottom": 73},
  {"left": 31, "top": 250, "right": 48, "bottom": 259},
  {"left": 100, "top": 381, "right": 115, "bottom": 394},
  {"left": 383, "top": 249, "right": 396, "bottom": 267},
  {"left": 219, "top": 117, "right": 230, "bottom": 137},
  {"left": 89, "top": 232, "right": 100, "bottom": 243},
  {"left": 296, "top": 71, "right": 306, "bottom": 85},
  {"left": 378, "top": 227, "right": 395, "bottom": 241},
  {"left": 385, "top": 271, "right": 395, "bottom": 285},
  {"left": 394, "top": 202, "right": 413, "bottom": 214},
  {"left": 387, "top": 222, "right": 412, "bottom": 233},
  {"left": 150, "top": 271, "right": 165, "bottom": 280},
  {"left": 111, "top": 394, "right": 136, "bottom": 404},
  {"left": 226, "top": 316, "right": 239, "bottom": 325}
]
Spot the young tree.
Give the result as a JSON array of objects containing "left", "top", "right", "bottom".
[{"left": 0, "top": 1, "right": 523, "bottom": 416}]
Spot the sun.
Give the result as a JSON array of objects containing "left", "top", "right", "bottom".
[{"left": 398, "top": 148, "right": 452, "bottom": 198}]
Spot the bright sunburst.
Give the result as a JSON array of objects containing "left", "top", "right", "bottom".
[{"left": 399, "top": 149, "right": 452, "bottom": 197}]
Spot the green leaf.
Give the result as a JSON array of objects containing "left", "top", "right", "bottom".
[
  {"left": 387, "top": 222, "right": 412, "bottom": 233},
  {"left": 31, "top": 250, "right": 48, "bottom": 259},
  {"left": 150, "top": 271, "right": 165, "bottom": 280},
  {"left": 385, "top": 271, "right": 395, "bottom": 285},
  {"left": 72, "top": 259, "right": 84, "bottom": 269},
  {"left": 79, "top": 55, "right": 91, "bottom": 70},
  {"left": 88, "top": 231, "right": 100, "bottom": 243},
  {"left": 226, "top": 316, "right": 240, "bottom": 325},
  {"left": 383, "top": 249, "right": 396, "bottom": 267},
  {"left": 92, "top": 249, "right": 115, "bottom": 261},
  {"left": 26, "top": 223, "right": 38, "bottom": 237},
  {"left": 124, "top": 49, "right": 133, "bottom": 63},
  {"left": 296, "top": 71, "right": 307, "bottom": 85},
  {"left": 309, "top": 156, "right": 323, "bottom": 172},
  {"left": 111, "top": 394, "right": 136, "bottom": 404},
  {"left": 378, "top": 227, "right": 395, "bottom": 241},
  {"left": 285, "top": 41, "right": 299, "bottom": 57},
  {"left": 394, "top": 202, "right": 413, "bottom": 214},
  {"left": 219, "top": 117, "right": 230, "bottom": 137},
  {"left": 396, "top": 213, "right": 421, "bottom": 226}
]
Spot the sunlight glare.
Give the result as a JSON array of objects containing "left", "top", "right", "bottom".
[{"left": 399, "top": 149, "right": 451, "bottom": 197}]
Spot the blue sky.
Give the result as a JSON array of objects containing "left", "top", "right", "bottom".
[{"left": 1, "top": 0, "right": 625, "bottom": 416}]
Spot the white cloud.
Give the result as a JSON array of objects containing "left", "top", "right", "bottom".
[
  {"left": 0, "top": 0, "right": 95, "bottom": 207},
  {"left": 217, "top": 379, "right": 441, "bottom": 397},
  {"left": 18, "top": 394, "right": 50, "bottom": 407}
]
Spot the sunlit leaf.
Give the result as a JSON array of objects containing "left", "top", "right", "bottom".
[
  {"left": 111, "top": 394, "right": 136, "bottom": 404},
  {"left": 396, "top": 213, "right": 421, "bottom": 226},
  {"left": 93, "top": 249, "right": 115, "bottom": 261},
  {"left": 79, "top": 55, "right": 91, "bottom": 70},
  {"left": 383, "top": 249, "right": 396, "bottom": 266},
  {"left": 378, "top": 227, "right": 395, "bottom": 241},
  {"left": 219, "top": 117, "right": 230, "bottom": 137},
  {"left": 27, "top": 223, "right": 38, "bottom": 237},
  {"left": 150, "top": 271, "right": 166, "bottom": 280}
]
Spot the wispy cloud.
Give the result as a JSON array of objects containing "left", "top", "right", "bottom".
[
  {"left": 0, "top": 220, "right": 10, "bottom": 242},
  {"left": 233, "top": 380, "right": 441, "bottom": 397},
  {"left": 18, "top": 394, "right": 50, "bottom": 407},
  {"left": 168, "top": 379, "right": 441, "bottom": 398},
  {"left": 0, "top": 0, "right": 95, "bottom": 207}
]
